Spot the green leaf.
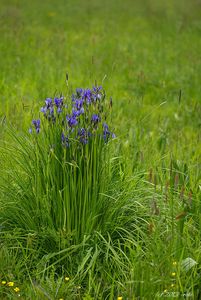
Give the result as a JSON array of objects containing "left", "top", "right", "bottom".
[{"left": 181, "top": 257, "right": 197, "bottom": 272}]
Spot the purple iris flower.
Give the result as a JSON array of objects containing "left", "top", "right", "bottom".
[
  {"left": 103, "top": 123, "right": 109, "bottom": 130},
  {"left": 32, "top": 119, "right": 40, "bottom": 133},
  {"left": 103, "top": 122, "right": 111, "bottom": 142},
  {"left": 79, "top": 107, "right": 84, "bottom": 114},
  {"left": 41, "top": 106, "right": 47, "bottom": 114},
  {"left": 72, "top": 109, "right": 80, "bottom": 118},
  {"left": 92, "top": 86, "right": 103, "bottom": 101},
  {"left": 45, "top": 98, "right": 52, "bottom": 107},
  {"left": 82, "top": 89, "right": 92, "bottom": 104},
  {"left": 74, "top": 99, "right": 84, "bottom": 110},
  {"left": 78, "top": 128, "right": 88, "bottom": 144},
  {"left": 66, "top": 115, "right": 78, "bottom": 127},
  {"left": 72, "top": 107, "right": 84, "bottom": 118},
  {"left": 61, "top": 133, "right": 70, "bottom": 148},
  {"left": 93, "top": 86, "right": 102, "bottom": 92},
  {"left": 91, "top": 114, "right": 101, "bottom": 125},
  {"left": 49, "top": 106, "right": 54, "bottom": 115},
  {"left": 76, "top": 88, "right": 83, "bottom": 96},
  {"left": 54, "top": 97, "right": 63, "bottom": 106},
  {"left": 41, "top": 97, "right": 55, "bottom": 117},
  {"left": 57, "top": 107, "right": 62, "bottom": 113},
  {"left": 54, "top": 97, "right": 63, "bottom": 113}
]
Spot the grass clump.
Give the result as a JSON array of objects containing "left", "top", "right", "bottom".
[
  {"left": 0, "top": 84, "right": 150, "bottom": 299},
  {"left": 1, "top": 85, "right": 120, "bottom": 237}
]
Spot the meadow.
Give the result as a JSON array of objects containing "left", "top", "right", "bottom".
[{"left": 0, "top": 0, "right": 201, "bottom": 299}]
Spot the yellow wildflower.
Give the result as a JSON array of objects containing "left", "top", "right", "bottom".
[
  {"left": 164, "top": 289, "right": 168, "bottom": 293},
  {"left": 117, "top": 297, "right": 123, "bottom": 300},
  {"left": 64, "top": 277, "right": 70, "bottom": 282},
  {"left": 7, "top": 282, "right": 14, "bottom": 287},
  {"left": 171, "top": 284, "right": 175, "bottom": 288},
  {"left": 171, "top": 272, "right": 176, "bottom": 276},
  {"left": 14, "top": 287, "right": 20, "bottom": 292},
  {"left": 59, "top": 298, "right": 64, "bottom": 300},
  {"left": 48, "top": 12, "right": 56, "bottom": 17},
  {"left": 1, "top": 281, "right": 6, "bottom": 285},
  {"left": 173, "top": 261, "right": 177, "bottom": 266}
]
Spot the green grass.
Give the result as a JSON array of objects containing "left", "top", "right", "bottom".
[{"left": 0, "top": 0, "right": 201, "bottom": 299}]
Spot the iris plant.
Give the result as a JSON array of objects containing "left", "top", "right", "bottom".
[{"left": 30, "top": 86, "right": 115, "bottom": 146}]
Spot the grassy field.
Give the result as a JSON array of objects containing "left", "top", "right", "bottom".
[{"left": 0, "top": 0, "right": 201, "bottom": 299}]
